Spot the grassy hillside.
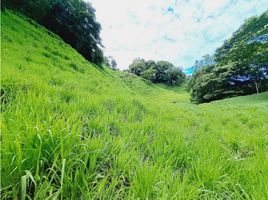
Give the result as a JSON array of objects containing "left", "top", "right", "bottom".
[{"left": 1, "top": 10, "right": 268, "bottom": 199}]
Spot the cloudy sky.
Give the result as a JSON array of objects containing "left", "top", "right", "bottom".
[{"left": 90, "top": 0, "right": 267, "bottom": 69}]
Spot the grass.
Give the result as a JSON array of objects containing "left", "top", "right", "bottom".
[{"left": 1, "top": 10, "right": 268, "bottom": 199}]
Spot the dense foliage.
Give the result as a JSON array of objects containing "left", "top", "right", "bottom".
[
  {"left": 2, "top": 0, "right": 104, "bottom": 65},
  {"left": 129, "top": 58, "right": 186, "bottom": 86},
  {"left": 189, "top": 11, "right": 268, "bottom": 103}
]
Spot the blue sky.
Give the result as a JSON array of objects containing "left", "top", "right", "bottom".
[{"left": 90, "top": 0, "right": 267, "bottom": 69}]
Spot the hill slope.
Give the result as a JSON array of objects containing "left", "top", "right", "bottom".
[{"left": 1, "top": 10, "right": 268, "bottom": 199}]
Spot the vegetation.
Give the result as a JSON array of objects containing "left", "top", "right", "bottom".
[
  {"left": 189, "top": 11, "right": 268, "bottom": 103},
  {"left": 2, "top": 0, "right": 104, "bottom": 65},
  {"left": 1, "top": 10, "right": 268, "bottom": 199},
  {"left": 104, "top": 56, "right": 118, "bottom": 70},
  {"left": 129, "top": 58, "right": 186, "bottom": 86}
]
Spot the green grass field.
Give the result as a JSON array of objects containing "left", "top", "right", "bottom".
[{"left": 1, "top": 10, "right": 268, "bottom": 199}]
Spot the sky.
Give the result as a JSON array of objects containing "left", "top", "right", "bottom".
[{"left": 90, "top": 0, "right": 267, "bottom": 69}]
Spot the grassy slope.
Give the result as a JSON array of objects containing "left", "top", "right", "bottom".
[{"left": 1, "top": 10, "right": 268, "bottom": 199}]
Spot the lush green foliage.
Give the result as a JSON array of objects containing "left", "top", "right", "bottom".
[
  {"left": 2, "top": 0, "right": 104, "bottom": 65},
  {"left": 189, "top": 11, "right": 268, "bottom": 103},
  {"left": 2, "top": 10, "right": 268, "bottom": 199},
  {"left": 129, "top": 58, "right": 186, "bottom": 86}
]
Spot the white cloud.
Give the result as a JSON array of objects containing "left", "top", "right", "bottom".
[{"left": 89, "top": 0, "right": 267, "bottom": 69}]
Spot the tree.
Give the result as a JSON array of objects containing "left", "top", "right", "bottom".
[
  {"left": 141, "top": 68, "right": 156, "bottom": 82},
  {"left": 129, "top": 58, "right": 146, "bottom": 76},
  {"left": 104, "top": 56, "right": 118, "bottom": 70},
  {"left": 167, "top": 67, "right": 186, "bottom": 86},
  {"left": 154, "top": 61, "right": 172, "bottom": 83},
  {"left": 110, "top": 59, "right": 117, "bottom": 70},
  {"left": 188, "top": 10, "right": 268, "bottom": 103},
  {"left": 43, "top": 0, "right": 104, "bottom": 65}
]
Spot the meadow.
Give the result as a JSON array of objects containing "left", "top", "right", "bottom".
[{"left": 1, "top": 10, "right": 268, "bottom": 199}]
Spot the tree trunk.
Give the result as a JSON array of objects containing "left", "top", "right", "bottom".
[{"left": 254, "top": 82, "right": 259, "bottom": 94}]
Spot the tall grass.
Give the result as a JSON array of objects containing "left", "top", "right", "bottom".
[{"left": 1, "top": 10, "right": 268, "bottom": 199}]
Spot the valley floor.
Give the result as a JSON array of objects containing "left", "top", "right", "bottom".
[{"left": 1, "top": 10, "right": 268, "bottom": 199}]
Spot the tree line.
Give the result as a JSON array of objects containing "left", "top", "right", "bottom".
[
  {"left": 128, "top": 58, "right": 186, "bottom": 86},
  {"left": 2, "top": 0, "right": 104, "bottom": 65}
]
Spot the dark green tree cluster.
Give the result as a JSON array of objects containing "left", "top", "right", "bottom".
[
  {"left": 189, "top": 11, "right": 268, "bottom": 103},
  {"left": 2, "top": 0, "right": 104, "bottom": 65},
  {"left": 129, "top": 58, "right": 186, "bottom": 86}
]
